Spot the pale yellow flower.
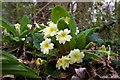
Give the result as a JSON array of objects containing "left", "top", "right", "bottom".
[
  {"left": 43, "top": 22, "right": 57, "bottom": 38},
  {"left": 40, "top": 38, "right": 54, "bottom": 54},
  {"left": 27, "top": 24, "right": 32, "bottom": 29},
  {"left": 56, "top": 56, "right": 70, "bottom": 70},
  {"left": 75, "top": 27, "right": 79, "bottom": 35},
  {"left": 35, "top": 23, "right": 39, "bottom": 28},
  {"left": 69, "top": 49, "right": 84, "bottom": 64},
  {"left": 14, "top": 23, "right": 20, "bottom": 31},
  {"left": 63, "top": 17, "right": 70, "bottom": 24},
  {"left": 101, "top": 45, "right": 106, "bottom": 50},
  {"left": 56, "top": 29, "right": 72, "bottom": 44},
  {"left": 36, "top": 58, "right": 41, "bottom": 65}
]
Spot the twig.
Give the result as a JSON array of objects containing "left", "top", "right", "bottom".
[{"left": 35, "top": 0, "right": 53, "bottom": 16}]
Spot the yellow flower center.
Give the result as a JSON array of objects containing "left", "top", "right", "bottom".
[
  {"left": 61, "top": 33, "right": 67, "bottom": 38},
  {"left": 49, "top": 27, "right": 54, "bottom": 33},
  {"left": 44, "top": 43, "right": 49, "bottom": 48},
  {"left": 74, "top": 53, "right": 79, "bottom": 59},
  {"left": 58, "top": 59, "right": 62, "bottom": 64}
]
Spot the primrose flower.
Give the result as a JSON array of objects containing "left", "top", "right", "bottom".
[
  {"left": 56, "top": 29, "right": 72, "bottom": 44},
  {"left": 35, "top": 23, "right": 39, "bottom": 28},
  {"left": 101, "top": 45, "right": 106, "bottom": 50},
  {"left": 36, "top": 58, "right": 41, "bottom": 65},
  {"left": 43, "top": 22, "right": 57, "bottom": 38},
  {"left": 40, "top": 38, "right": 54, "bottom": 54},
  {"left": 64, "top": 17, "right": 70, "bottom": 24},
  {"left": 75, "top": 27, "right": 79, "bottom": 35},
  {"left": 69, "top": 49, "right": 84, "bottom": 64},
  {"left": 56, "top": 56, "right": 70, "bottom": 70},
  {"left": 27, "top": 24, "right": 32, "bottom": 29},
  {"left": 14, "top": 23, "right": 20, "bottom": 31}
]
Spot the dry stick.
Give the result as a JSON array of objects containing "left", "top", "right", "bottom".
[{"left": 35, "top": 0, "right": 53, "bottom": 16}]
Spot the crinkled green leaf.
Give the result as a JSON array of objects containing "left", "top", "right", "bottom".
[
  {"left": 67, "top": 15, "right": 76, "bottom": 36},
  {"left": 70, "top": 36, "right": 76, "bottom": 50},
  {"left": 51, "top": 6, "right": 70, "bottom": 23},
  {"left": 57, "top": 19, "right": 69, "bottom": 30},
  {"left": 32, "top": 33, "right": 44, "bottom": 50}
]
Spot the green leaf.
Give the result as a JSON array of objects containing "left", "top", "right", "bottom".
[
  {"left": 2, "top": 35, "right": 20, "bottom": 43},
  {"left": 70, "top": 36, "right": 76, "bottom": 50},
  {"left": 67, "top": 15, "right": 76, "bottom": 36},
  {"left": 19, "top": 30, "right": 29, "bottom": 38},
  {"left": 77, "top": 27, "right": 99, "bottom": 49},
  {"left": 51, "top": 6, "right": 70, "bottom": 23},
  {"left": 32, "top": 33, "right": 44, "bottom": 50},
  {"left": 0, "top": 51, "right": 39, "bottom": 78},
  {"left": 98, "top": 50, "right": 118, "bottom": 56},
  {"left": 57, "top": 19, "right": 69, "bottom": 30},
  {"left": 112, "top": 60, "right": 120, "bottom": 68},
  {"left": 84, "top": 52, "right": 101, "bottom": 60},
  {"left": 51, "top": 6, "right": 76, "bottom": 36},
  {"left": 45, "top": 62, "right": 60, "bottom": 78},
  {"left": 0, "top": 19, "right": 17, "bottom": 36},
  {"left": 20, "top": 15, "right": 30, "bottom": 33}
]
